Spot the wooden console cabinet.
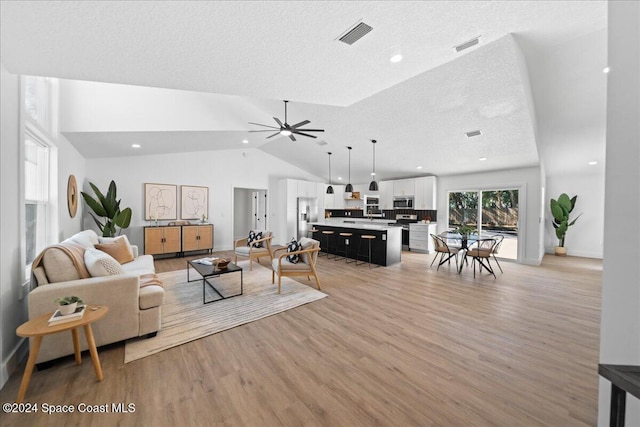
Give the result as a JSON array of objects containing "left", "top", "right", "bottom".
[
  {"left": 144, "top": 224, "right": 214, "bottom": 256},
  {"left": 181, "top": 224, "right": 213, "bottom": 254},
  {"left": 144, "top": 226, "right": 182, "bottom": 255}
]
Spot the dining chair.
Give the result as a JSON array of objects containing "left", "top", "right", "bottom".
[
  {"left": 490, "top": 234, "right": 505, "bottom": 273},
  {"left": 430, "top": 234, "right": 459, "bottom": 271},
  {"left": 466, "top": 238, "right": 497, "bottom": 278}
]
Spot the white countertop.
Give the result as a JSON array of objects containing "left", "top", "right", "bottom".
[
  {"left": 409, "top": 222, "right": 437, "bottom": 227},
  {"left": 312, "top": 221, "right": 400, "bottom": 231}
]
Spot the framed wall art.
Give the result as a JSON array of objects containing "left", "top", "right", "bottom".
[
  {"left": 144, "top": 183, "right": 177, "bottom": 220},
  {"left": 181, "top": 185, "right": 208, "bottom": 220}
]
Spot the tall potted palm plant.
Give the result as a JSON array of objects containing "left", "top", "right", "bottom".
[
  {"left": 81, "top": 180, "right": 132, "bottom": 237},
  {"left": 550, "top": 193, "right": 581, "bottom": 256}
]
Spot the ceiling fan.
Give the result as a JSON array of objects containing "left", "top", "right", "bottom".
[{"left": 249, "top": 100, "right": 324, "bottom": 142}]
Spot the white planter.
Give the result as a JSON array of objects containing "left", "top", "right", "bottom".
[{"left": 58, "top": 302, "right": 77, "bottom": 315}]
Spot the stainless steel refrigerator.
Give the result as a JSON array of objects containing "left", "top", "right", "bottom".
[{"left": 297, "top": 197, "right": 318, "bottom": 240}]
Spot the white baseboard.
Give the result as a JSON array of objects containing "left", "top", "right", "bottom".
[
  {"left": 1, "top": 337, "right": 28, "bottom": 390},
  {"left": 544, "top": 247, "right": 603, "bottom": 259}
]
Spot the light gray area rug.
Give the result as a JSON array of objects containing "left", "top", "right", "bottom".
[{"left": 124, "top": 260, "right": 327, "bottom": 363}]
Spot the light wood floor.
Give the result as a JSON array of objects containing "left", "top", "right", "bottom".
[{"left": 0, "top": 250, "right": 602, "bottom": 426}]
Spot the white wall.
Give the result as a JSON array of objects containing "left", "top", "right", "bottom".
[
  {"left": 57, "top": 133, "right": 86, "bottom": 241},
  {"left": 0, "top": 65, "right": 27, "bottom": 388},
  {"left": 437, "top": 166, "right": 543, "bottom": 265},
  {"left": 84, "top": 149, "right": 321, "bottom": 251},
  {"left": 598, "top": 2, "right": 640, "bottom": 425},
  {"left": 545, "top": 169, "right": 605, "bottom": 258}
]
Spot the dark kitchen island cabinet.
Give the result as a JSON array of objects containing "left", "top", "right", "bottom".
[{"left": 310, "top": 223, "right": 402, "bottom": 266}]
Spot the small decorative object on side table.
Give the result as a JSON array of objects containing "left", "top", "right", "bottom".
[{"left": 15, "top": 305, "right": 109, "bottom": 403}]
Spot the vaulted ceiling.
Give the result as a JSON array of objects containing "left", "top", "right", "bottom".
[{"left": 0, "top": 1, "right": 607, "bottom": 182}]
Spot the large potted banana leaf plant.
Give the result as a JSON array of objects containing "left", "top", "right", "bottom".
[
  {"left": 550, "top": 193, "right": 582, "bottom": 256},
  {"left": 81, "top": 180, "right": 132, "bottom": 237}
]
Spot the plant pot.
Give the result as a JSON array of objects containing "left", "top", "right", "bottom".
[
  {"left": 58, "top": 302, "right": 77, "bottom": 315},
  {"left": 554, "top": 246, "right": 567, "bottom": 257}
]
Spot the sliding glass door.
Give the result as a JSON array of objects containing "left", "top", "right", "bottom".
[{"left": 448, "top": 189, "right": 519, "bottom": 260}]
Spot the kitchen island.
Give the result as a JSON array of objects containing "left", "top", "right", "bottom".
[{"left": 310, "top": 222, "right": 402, "bottom": 266}]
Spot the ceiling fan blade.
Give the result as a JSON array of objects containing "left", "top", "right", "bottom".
[
  {"left": 294, "top": 128, "right": 324, "bottom": 132},
  {"left": 289, "top": 134, "right": 296, "bottom": 141},
  {"left": 291, "top": 120, "right": 310, "bottom": 129},
  {"left": 266, "top": 131, "right": 282, "bottom": 139},
  {"left": 292, "top": 131, "right": 317, "bottom": 139},
  {"left": 273, "top": 117, "right": 284, "bottom": 127},
  {"left": 248, "top": 122, "right": 280, "bottom": 129}
]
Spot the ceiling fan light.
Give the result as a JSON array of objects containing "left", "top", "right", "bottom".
[
  {"left": 345, "top": 183, "right": 353, "bottom": 192},
  {"left": 326, "top": 185, "right": 334, "bottom": 194},
  {"left": 369, "top": 180, "right": 379, "bottom": 191},
  {"left": 280, "top": 129, "right": 292, "bottom": 136}
]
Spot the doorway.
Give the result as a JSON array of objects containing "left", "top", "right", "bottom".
[
  {"left": 233, "top": 188, "right": 267, "bottom": 239},
  {"left": 448, "top": 189, "right": 519, "bottom": 260}
]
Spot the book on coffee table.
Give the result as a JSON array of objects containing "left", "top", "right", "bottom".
[
  {"left": 48, "top": 305, "right": 86, "bottom": 326},
  {"left": 193, "top": 257, "right": 218, "bottom": 265}
]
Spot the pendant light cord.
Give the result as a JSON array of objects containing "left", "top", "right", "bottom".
[{"left": 328, "top": 152, "right": 332, "bottom": 185}]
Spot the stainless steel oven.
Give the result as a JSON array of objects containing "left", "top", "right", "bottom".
[
  {"left": 395, "top": 214, "right": 417, "bottom": 249},
  {"left": 393, "top": 196, "right": 414, "bottom": 209}
]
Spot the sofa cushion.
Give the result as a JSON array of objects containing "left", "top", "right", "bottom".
[
  {"left": 42, "top": 248, "right": 82, "bottom": 283},
  {"left": 121, "top": 254, "right": 155, "bottom": 276},
  {"left": 63, "top": 229, "right": 99, "bottom": 249},
  {"left": 32, "top": 266, "right": 49, "bottom": 285},
  {"left": 95, "top": 237, "right": 135, "bottom": 264},
  {"left": 84, "top": 248, "right": 125, "bottom": 277},
  {"left": 139, "top": 285, "right": 164, "bottom": 309}
]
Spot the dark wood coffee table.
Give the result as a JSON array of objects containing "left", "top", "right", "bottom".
[{"left": 187, "top": 260, "right": 243, "bottom": 304}]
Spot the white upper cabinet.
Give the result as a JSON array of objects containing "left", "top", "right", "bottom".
[
  {"left": 394, "top": 179, "right": 415, "bottom": 197},
  {"left": 297, "top": 180, "right": 318, "bottom": 198},
  {"left": 378, "top": 181, "right": 393, "bottom": 210},
  {"left": 414, "top": 176, "right": 437, "bottom": 210},
  {"left": 324, "top": 184, "right": 345, "bottom": 209}
]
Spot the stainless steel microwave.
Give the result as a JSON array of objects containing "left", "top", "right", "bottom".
[{"left": 393, "top": 196, "right": 414, "bottom": 209}]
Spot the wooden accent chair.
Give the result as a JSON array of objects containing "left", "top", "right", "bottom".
[
  {"left": 490, "top": 234, "right": 505, "bottom": 273},
  {"left": 272, "top": 237, "right": 321, "bottom": 294},
  {"left": 430, "top": 234, "right": 460, "bottom": 271},
  {"left": 466, "top": 238, "right": 498, "bottom": 278},
  {"left": 234, "top": 230, "right": 273, "bottom": 271}
]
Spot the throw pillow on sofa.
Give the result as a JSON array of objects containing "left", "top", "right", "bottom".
[
  {"left": 98, "top": 235, "right": 134, "bottom": 258},
  {"left": 95, "top": 236, "right": 135, "bottom": 264},
  {"left": 84, "top": 248, "right": 125, "bottom": 277}
]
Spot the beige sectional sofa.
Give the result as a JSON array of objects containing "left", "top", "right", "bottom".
[{"left": 28, "top": 230, "right": 164, "bottom": 363}]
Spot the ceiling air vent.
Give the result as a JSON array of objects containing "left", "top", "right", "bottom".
[
  {"left": 465, "top": 130, "right": 482, "bottom": 138},
  {"left": 455, "top": 37, "right": 480, "bottom": 52},
  {"left": 338, "top": 22, "right": 373, "bottom": 45}
]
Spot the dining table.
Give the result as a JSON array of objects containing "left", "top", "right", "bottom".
[{"left": 440, "top": 232, "right": 497, "bottom": 274}]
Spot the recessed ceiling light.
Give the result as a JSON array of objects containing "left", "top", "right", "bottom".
[
  {"left": 337, "top": 177, "right": 343, "bottom": 180},
  {"left": 371, "top": 172, "right": 376, "bottom": 176},
  {"left": 416, "top": 166, "right": 422, "bottom": 169},
  {"left": 242, "top": 139, "right": 248, "bottom": 144},
  {"left": 390, "top": 54, "right": 403, "bottom": 63},
  {"left": 588, "top": 161, "right": 598, "bottom": 165},
  {"left": 479, "top": 157, "right": 487, "bottom": 161},
  {"left": 131, "top": 144, "right": 141, "bottom": 148},
  {"left": 603, "top": 67, "right": 610, "bottom": 74}
]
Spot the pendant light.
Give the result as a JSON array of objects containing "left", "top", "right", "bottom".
[
  {"left": 345, "top": 146, "right": 353, "bottom": 193},
  {"left": 369, "top": 140, "right": 379, "bottom": 191},
  {"left": 326, "top": 152, "right": 334, "bottom": 194}
]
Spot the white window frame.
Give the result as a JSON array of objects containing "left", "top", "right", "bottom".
[{"left": 20, "top": 76, "right": 59, "bottom": 280}]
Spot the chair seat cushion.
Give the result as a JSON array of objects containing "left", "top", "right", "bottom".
[
  {"left": 468, "top": 248, "right": 492, "bottom": 257},
  {"left": 235, "top": 246, "right": 269, "bottom": 256},
  {"left": 272, "top": 258, "right": 311, "bottom": 272}
]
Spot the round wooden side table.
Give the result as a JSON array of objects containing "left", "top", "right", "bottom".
[{"left": 15, "top": 305, "right": 109, "bottom": 403}]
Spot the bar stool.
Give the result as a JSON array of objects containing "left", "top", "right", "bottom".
[
  {"left": 307, "top": 227, "right": 318, "bottom": 239},
  {"left": 320, "top": 230, "right": 335, "bottom": 258},
  {"left": 356, "top": 234, "right": 377, "bottom": 268},
  {"left": 334, "top": 232, "right": 354, "bottom": 263}
]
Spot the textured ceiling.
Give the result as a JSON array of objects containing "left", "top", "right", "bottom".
[{"left": 0, "top": 1, "right": 607, "bottom": 181}]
